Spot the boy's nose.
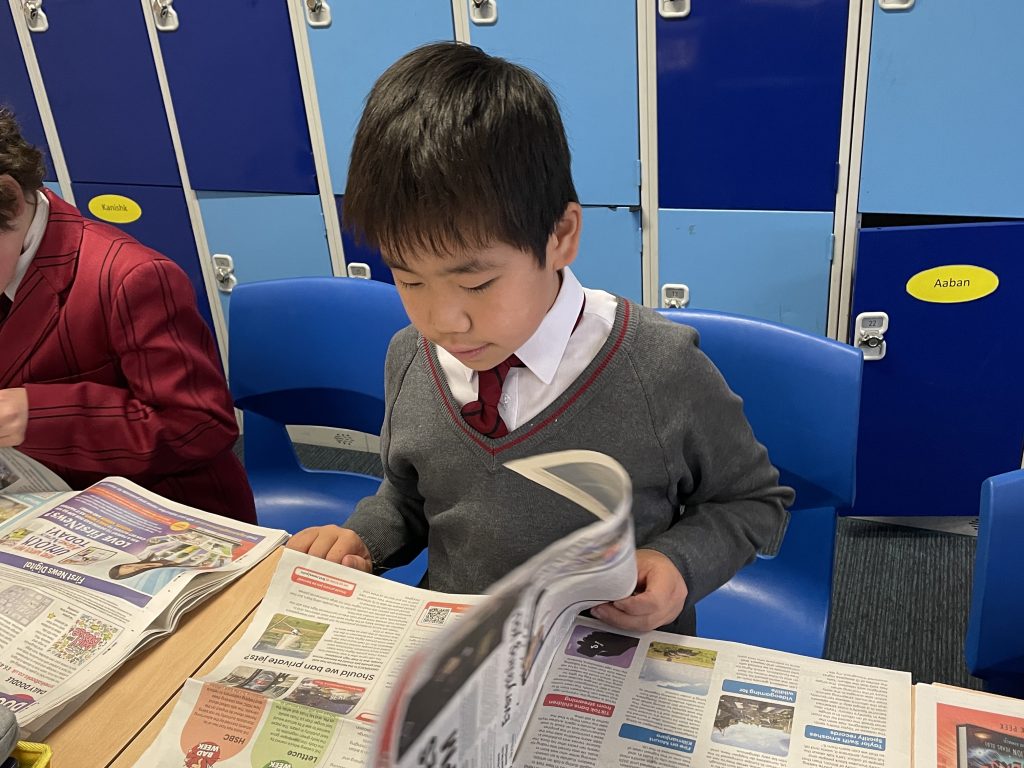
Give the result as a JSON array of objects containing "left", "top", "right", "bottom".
[{"left": 429, "top": 300, "right": 471, "bottom": 334}]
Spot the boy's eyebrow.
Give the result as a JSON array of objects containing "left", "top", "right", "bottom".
[{"left": 440, "top": 257, "right": 498, "bottom": 276}]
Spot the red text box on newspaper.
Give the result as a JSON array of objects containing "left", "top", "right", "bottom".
[
  {"left": 543, "top": 694, "right": 614, "bottom": 718},
  {"left": 290, "top": 567, "right": 356, "bottom": 597}
]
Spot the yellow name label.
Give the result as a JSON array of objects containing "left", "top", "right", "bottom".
[
  {"left": 87, "top": 194, "right": 142, "bottom": 224},
  {"left": 905, "top": 264, "right": 998, "bottom": 304}
]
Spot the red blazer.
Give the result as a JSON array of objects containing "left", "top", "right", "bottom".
[{"left": 0, "top": 190, "right": 256, "bottom": 523}]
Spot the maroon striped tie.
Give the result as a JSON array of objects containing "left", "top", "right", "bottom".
[
  {"left": 0, "top": 294, "right": 11, "bottom": 325},
  {"left": 461, "top": 354, "right": 524, "bottom": 438}
]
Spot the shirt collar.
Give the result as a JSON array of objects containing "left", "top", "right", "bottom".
[{"left": 5, "top": 190, "right": 49, "bottom": 300}]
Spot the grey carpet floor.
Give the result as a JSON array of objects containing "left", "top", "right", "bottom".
[{"left": 246, "top": 442, "right": 984, "bottom": 690}]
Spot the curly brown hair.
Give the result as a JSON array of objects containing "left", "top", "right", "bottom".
[{"left": 0, "top": 106, "right": 47, "bottom": 231}]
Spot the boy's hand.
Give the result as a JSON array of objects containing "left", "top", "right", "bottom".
[
  {"left": 0, "top": 389, "right": 28, "bottom": 447},
  {"left": 590, "top": 550, "right": 688, "bottom": 632},
  {"left": 286, "top": 526, "right": 373, "bottom": 573}
]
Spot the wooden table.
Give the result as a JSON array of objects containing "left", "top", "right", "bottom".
[{"left": 45, "top": 548, "right": 283, "bottom": 767}]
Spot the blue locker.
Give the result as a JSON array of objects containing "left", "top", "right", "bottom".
[
  {"left": 656, "top": 1, "right": 848, "bottom": 212},
  {"left": 577, "top": 207, "right": 642, "bottom": 304},
  {"left": 659, "top": 209, "right": 832, "bottom": 335},
  {"left": 860, "top": 2, "right": 1024, "bottom": 217},
  {"left": 307, "top": 1, "right": 454, "bottom": 193},
  {"left": 468, "top": 1, "right": 639, "bottom": 206},
  {"left": 21, "top": 0, "right": 180, "bottom": 187},
  {"left": 335, "top": 197, "right": 393, "bottom": 285},
  {"left": 73, "top": 182, "right": 215, "bottom": 333},
  {"left": 0, "top": 8, "right": 53, "bottom": 180},
  {"left": 850, "top": 222, "right": 1024, "bottom": 518},
  {"left": 197, "top": 193, "right": 333, "bottom": 321},
  {"left": 157, "top": 0, "right": 316, "bottom": 194}
]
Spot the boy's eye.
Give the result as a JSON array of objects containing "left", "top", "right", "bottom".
[
  {"left": 398, "top": 280, "right": 422, "bottom": 290},
  {"left": 464, "top": 279, "right": 495, "bottom": 293}
]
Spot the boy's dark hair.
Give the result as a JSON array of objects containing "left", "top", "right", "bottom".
[
  {"left": 0, "top": 107, "right": 46, "bottom": 231},
  {"left": 343, "top": 42, "right": 577, "bottom": 268}
]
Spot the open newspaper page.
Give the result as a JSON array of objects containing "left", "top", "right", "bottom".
[
  {"left": 374, "top": 450, "right": 639, "bottom": 768},
  {"left": 0, "top": 447, "right": 70, "bottom": 493},
  {"left": 512, "top": 616, "right": 913, "bottom": 768},
  {"left": 913, "top": 682, "right": 1024, "bottom": 767},
  {"left": 135, "top": 548, "right": 487, "bottom": 768},
  {"left": 0, "top": 476, "right": 285, "bottom": 736}
]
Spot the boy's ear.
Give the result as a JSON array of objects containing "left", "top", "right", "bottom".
[
  {"left": 0, "top": 175, "right": 28, "bottom": 218},
  {"left": 546, "top": 202, "right": 582, "bottom": 270}
]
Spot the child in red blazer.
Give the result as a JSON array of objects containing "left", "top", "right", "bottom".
[{"left": 0, "top": 108, "right": 255, "bottom": 523}]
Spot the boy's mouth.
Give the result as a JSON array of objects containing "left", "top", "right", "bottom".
[{"left": 446, "top": 343, "right": 490, "bottom": 363}]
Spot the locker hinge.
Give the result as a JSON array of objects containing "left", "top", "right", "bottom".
[
  {"left": 635, "top": 159, "right": 642, "bottom": 188},
  {"left": 828, "top": 234, "right": 836, "bottom": 263},
  {"left": 834, "top": 162, "right": 841, "bottom": 196},
  {"left": 635, "top": 222, "right": 643, "bottom": 255}
]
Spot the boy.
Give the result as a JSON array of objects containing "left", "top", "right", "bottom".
[
  {"left": 288, "top": 42, "right": 793, "bottom": 634},
  {"left": 0, "top": 108, "right": 256, "bottom": 523}
]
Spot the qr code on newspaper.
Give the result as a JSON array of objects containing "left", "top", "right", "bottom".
[{"left": 421, "top": 607, "right": 451, "bottom": 626}]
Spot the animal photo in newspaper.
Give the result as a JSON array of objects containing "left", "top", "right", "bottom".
[
  {"left": 216, "top": 666, "right": 298, "bottom": 698},
  {"left": 253, "top": 614, "right": 329, "bottom": 660},
  {"left": 0, "top": 496, "right": 28, "bottom": 523},
  {"left": 565, "top": 625, "right": 640, "bottom": 669},
  {"left": 710, "top": 694, "right": 794, "bottom": 757},
  {"left": 0, "top": 460, "right": 17, "bottom": 491},
  {"left": 639, "top": 642, "right": 718, "bottom": 696},
  {"left": 284, "top": 678, "right": 366, "bottom": 715}
]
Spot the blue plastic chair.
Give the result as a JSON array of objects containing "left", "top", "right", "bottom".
[
  {"left": 659, "top": 309, "right": 863, "bottom": 657},
  {"left": 966, "top": 468, "right": 1024, "bottom": 697},
  {"left": 229, "top": 277, "right": 426, "bottom": 585}
]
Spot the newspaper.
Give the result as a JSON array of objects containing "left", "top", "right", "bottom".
[
  {"left": 0, "top": 449, "right": 287, "bottom": 737},
  {"left": 136, "top": 450, "right": 925, "bottom": 768},
  {"left": 913, "top": 683, "right": 1024, "bottom": 767}
]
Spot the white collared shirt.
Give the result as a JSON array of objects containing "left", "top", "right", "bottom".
[
  {"left": 437, "top": 266, "right": 618, "bottom": 431},
  {"left": 5, "top": 190, "right": 49, "bottom": 300}
]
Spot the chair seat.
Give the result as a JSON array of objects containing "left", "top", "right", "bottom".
[
  {"left": 696, "top": 506, "right": 836, "bottom": 657},
  {"left": 251, "top": 470, "right": 427, "bottom": 587}
]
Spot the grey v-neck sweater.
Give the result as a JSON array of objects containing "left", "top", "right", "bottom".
[{"left": 345, "top": 301, "right": 793, "bottom": 634}]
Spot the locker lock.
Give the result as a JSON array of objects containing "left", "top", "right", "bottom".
[
  {"left": 151, "top": 0, "right": 179, "bottom": 33},
  {"left": 305, "top": 0, "right": 331, "bottom": 28},
  {"left": 20, "top": 1, "right": 48, "bottom": 33},
  {"left": 853, "top": 311, "right": 889, "bottom": 362},
  {"left": 212, "top": 254, "right": 237, "bottom": 295},
  {"left": 659, "top": 0, "right": 692, "bottom": 19},
  {"left": 469, "top": 0, "right": 498, "bottom": 26},
  {"left": 661, "top": 283, "right": 690, "bottom": 310}
]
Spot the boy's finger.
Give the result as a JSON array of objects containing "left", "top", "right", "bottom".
[
  {"left": 611, "top": 589, "right": 661, "bottom": 615},
  {"left": 285, "top": 528, "right": 317, "bottom": 552},
  {"left": 592, "top": 603, "right": 658, "bottom": 633},
  {"left": 341, "top": 554, "right": 372, "bottom": 573}
]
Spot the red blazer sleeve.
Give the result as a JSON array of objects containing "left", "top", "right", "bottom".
[{"left": 21, "top": 259, "right": 239, "bottom": 476}]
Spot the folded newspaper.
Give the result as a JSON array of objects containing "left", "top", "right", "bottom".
[
  {"left": 0, "top": 448, "right": 287, "bottom": 738},
  {"left": 132, "top": 449, "right": 1017, "bottom": 768}
]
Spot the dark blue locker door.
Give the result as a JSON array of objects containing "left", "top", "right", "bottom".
[
  {"left": 656, "top": 1, "right": 848, "bottom": 212},
  {"left": 24, "top": 0, "right": 180, "bottom": 186},
  {"left": 336, "top": 197, "right": 393, "bottom": 285},
  {"left": 72, "top": 182, "right": 216, "bottom": 334},
  {"left": 850, "top": 222, "right": 1024, "bottom": 518},
  {"left": 0, "top": 9, "right": 53, "bottom": 180},
  {"left": 157, "top": 0, "right": 316, "bottom": 194}
]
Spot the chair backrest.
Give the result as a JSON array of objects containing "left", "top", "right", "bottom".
[
  {"left": 658, "top": 309, "right": 863, "bottom": 510},
  {"left": 229, "top": 277, "right": 410, "bottom": 436},
  {"left": 966, "top": 468, "right": 1024, "bottom": 693}
]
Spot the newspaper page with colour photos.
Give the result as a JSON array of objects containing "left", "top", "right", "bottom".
[
  {"left": 134, "top": 450, "right": 639, "bottom": 768},
  {"left": 913, "top": 683, "right": 1024, "bottom": 768},
  {"left": 0, "top": 449, "right": 287, "bottom": 737}
]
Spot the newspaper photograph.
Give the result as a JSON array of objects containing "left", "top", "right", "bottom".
[{"left": 913, "top": 683, "right": 1024, "bottom": 768}]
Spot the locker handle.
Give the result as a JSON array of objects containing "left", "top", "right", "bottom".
[
  {"left": 878, "top": 0, "right": 915, "bottom": 9},
  {"left": 305, "top": 0, "right": 331, "bottom": 28},
  {"left": 151, "top": 0, "right": 179, "bottom": 32},
  {"left": 20, "top": 0, "right": 48, "bottom": 33},
  {"left": 659, "top": 0, "right": 691, "bottom": 20},
  {"left": 469, "top": 0, "right": 498, "bottom": 26}
]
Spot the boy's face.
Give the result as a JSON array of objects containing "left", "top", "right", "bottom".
[{"left": 390, "top": 205, "right": 580, "bottom": 372}]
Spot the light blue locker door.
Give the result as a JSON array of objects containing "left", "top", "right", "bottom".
[
  {"left": 197, "top": 193, "right": 333, "bottom": 321},
  {"left": 21, "top": 0, "right": 180, "bottom": 187},
  {"left": 860, "top": 2, "right": 1024, "bottom": 217},
  {"left": 0, "top": 8, "right": 53, "bottom": 180},
  {"left": 576, "top": 207, "right": 642, "bottom": 304},
  {"left": 306, "top": 1, "right": 454, "bottom": 192},
  {"left": 468, "top": 1, "right": 639, "bottom": 206},
  {"left": 659, "top": 210, "right": 833, "bottom": 335},
  {"left": 850, "top": 222, "right": 1024, "bottom": 517},
  {"left": 73, "top": 183, "right": 215, "bottom": 334}
]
